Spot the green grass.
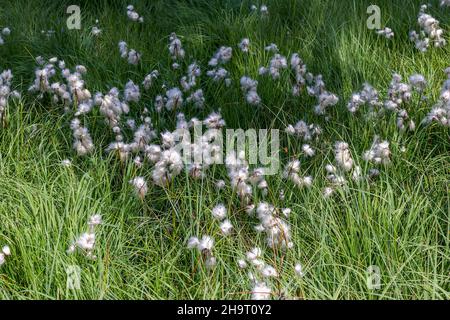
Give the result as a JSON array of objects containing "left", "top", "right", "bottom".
[{"left": 0, "top": 0, "right": 449, "bottom": 299}]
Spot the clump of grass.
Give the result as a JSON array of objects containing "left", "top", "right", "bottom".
[{"left": 0, "top": 0, "right": 448, "bottom": 300}]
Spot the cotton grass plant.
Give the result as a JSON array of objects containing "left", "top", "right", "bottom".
[{"left": 0, "top": 0, "right": 448, "bottom": 300}]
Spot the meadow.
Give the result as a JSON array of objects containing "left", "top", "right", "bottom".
[{"left": 0, "top": 0, "right": 448, "bottom": 299}]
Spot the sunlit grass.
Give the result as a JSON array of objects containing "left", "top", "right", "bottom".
[{"left": 0, "top": 0, "right": 448, "bottom": 299}]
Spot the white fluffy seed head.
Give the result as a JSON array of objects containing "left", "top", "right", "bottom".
[
  {"left": 212, "top": 204, "right": 227, "bottom": 220},
  {"left": 187, "top": 236, "right": 200, "bottom": 249},
  {"left": 2, "top": 245, "right": 11, "bottom": 256},
  {"left": 219, "top": 219, "right": 233, "bottom": 235},
  {"left": 294, "top": 263, "right": 305, "bottom": 277},
  {"left": 130, "top": 176, "right": 148, "bottom": 199},
  {"left": 251, "top": 282, "right": 271, "bottom": 300}
]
